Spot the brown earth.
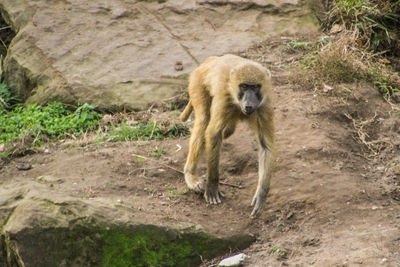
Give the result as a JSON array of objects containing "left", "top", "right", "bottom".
[{"left": 1, "top": 36, "right": 400, "bottom": 266}]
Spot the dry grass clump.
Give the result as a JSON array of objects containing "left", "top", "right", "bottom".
[
  {"left": 323, "top": 0, "right": 400, "bottom": 55},
  {"left": 291, "top": 0, "right": 400, "bottom": 99},
  {"left": 293, "top": 33, "right": 400, "bottom": 100}
]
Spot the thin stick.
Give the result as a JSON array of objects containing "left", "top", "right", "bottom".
[
  {"left": 219, "top": 181, "right": 243, "bottom": 189},
  {"left": 149, "top": 121, "right": 157, "bottom": 140},
  {"left": 133, "top": 154, "right": 244, "bottom": 186},
  {"left": 132, "top": 153, "right": 184, "bottom": 175}
]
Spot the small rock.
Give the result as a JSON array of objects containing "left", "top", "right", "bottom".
[
  {"left": 372, "top": 205, "right": 378, "bottom": 210},
  {"left": 329, "top": 24, "right": 344, "bottom": 34},
  {"left": 218, "top": 253, "right": 247, "bottom": 267},
  {"left": 174, "top": 61, "right": 183, "bottom": 71},
  {"left": 16, "top": 162, "right": 32, "bottom": 171},
  {"left": 44, "top": 148, "right": 51, "bottom": 154},
  {"left": 376, "top": 166, "right": 385, "bottom": 172},
  {"left": 0, "top": 144, "right": 5, "bottom": 152},
  {"left": 323, "top": 84, "right": 333, "bottom": 93},
  {"left": 392, "top": 92, "right": 400, "bottom": 103}
]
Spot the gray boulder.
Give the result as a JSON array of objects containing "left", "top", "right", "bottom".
[{"left": 0, "top": 0, "right": 318, "bottom": 111}]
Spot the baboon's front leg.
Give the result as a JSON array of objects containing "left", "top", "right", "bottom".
[
  {"left": 184, "top": 112, "right": 209, "bottom": 193},
  {"left": 251, "top": 116, "right": 274, "bottom": 216},
  {"left": 204, "top": 111, "right": 226, "bottom": 204}
]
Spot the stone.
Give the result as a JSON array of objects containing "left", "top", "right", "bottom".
[
  {"left": 218, "top": 253, "right": 247, "bottom": 267},
  {"left": 0, "top": 0, "right": 319, "bottom": 111},
  {"left": 0, "top": 184, "right": 255, "bottom": 266}
]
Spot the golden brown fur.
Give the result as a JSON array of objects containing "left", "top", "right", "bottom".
[{"left": 181, "top": 54, "right": 275, "bottom": 216}]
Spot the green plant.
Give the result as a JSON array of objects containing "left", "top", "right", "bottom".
[
  {"left": 165, "top": 103, "right": 179, "bottom": 110},
  {"left": 167, "top": 188, "right": 188, "bottom": 200},
  {"left": 269, "top": 246, "right": 287, "bottom": 259},
  {"left": 150, "top": 147, "right": 164, "bottom": 158},
  {"left": 103, "top": 122, "right": 190, "bottom": 142},
  {"left": 287, "top": 40, "right": 312, "bottom": 51},
  {"left": 293, "top": 35, "right": 400, "bottom": 98},
  {"left": 0, "top": 82, "right": 19, "bottom": 109},
  {"left": 324, "top": 0, "right": 400, "bottom": 54},
  {"left": 0, "top": 102, "right": 102, "bottom": 145}
]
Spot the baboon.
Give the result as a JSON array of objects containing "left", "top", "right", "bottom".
[{"left": 180, "top": 54, "right": 275, "bottom": 216}]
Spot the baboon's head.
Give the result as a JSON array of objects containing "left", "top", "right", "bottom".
[{"left": 230, "top": 63, "right": 270, "bottom": 116}]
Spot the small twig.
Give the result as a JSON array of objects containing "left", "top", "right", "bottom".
[
  {"left": 149, "top": 121, "right": 157, "bottom": 140},
  {"left": 0, "top": 26, "right": 11, "bottom": 31},
  {"left": 0, "top": 38, "right": 7, "bottom": 49},
  {"left": 132, "top": 153, "right": 184, "bottom": 175},
  {"left": 219, "top": 181, "right": 243, "bottom": 189},
  {"left": 147, "top": 103, "right": 155, "bottom": 113}
]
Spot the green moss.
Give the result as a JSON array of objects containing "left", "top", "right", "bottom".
[
  {"left": 2, "top": 218, "right": 254, "bottom": 267},
  {"left": 100, "top": 225, "right": 254, "bottom": 267}
]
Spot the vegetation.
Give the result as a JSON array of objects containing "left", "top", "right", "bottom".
[
  {"left": 292, "top": 0, "right": 400, "bottom": 99},
  {"left": 102, "top": 121, "right": 189, "bottom": 142},
  {"left": 323, "top": 0, "right": 400, "bottom": 54},
  {"left": 0, "top": 99, "right": 102, "bottom": 146},
  {"left": 0, "top": 82, "right": 190, "bottom": 159},
  {"left": 269, "top": 246, "right": 287, "bottom": 259}
]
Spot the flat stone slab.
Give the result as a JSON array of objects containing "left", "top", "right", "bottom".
[{"left": 1, "top": 0, "right": 318, "bottom": 110}]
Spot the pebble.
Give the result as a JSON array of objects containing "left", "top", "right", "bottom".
[
  {"left": 16, "top": 162, "right": 32, "bottom": 171},
  {"left": 218, "top": 253, "right": 247, "bottom": 267}
]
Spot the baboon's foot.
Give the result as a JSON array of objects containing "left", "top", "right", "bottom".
[
  {"left": 204, "top": 186, "right": 224, "bottom": 205},
  {"left": 250, "top": 192, "right": 266, "bottom": 217},
  {"left": 184, "top": 173, "right": 204, "bottom": 193}
]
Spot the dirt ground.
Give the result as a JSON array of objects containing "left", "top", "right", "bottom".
[{"left": 1, "top": 37, "right": 400, "bottom": 266}]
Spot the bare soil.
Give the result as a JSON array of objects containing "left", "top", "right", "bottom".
[{"left": 1, "top": 37, "right": 400, "bottom": 266}]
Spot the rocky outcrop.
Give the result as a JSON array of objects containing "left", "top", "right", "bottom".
[
  {"left": 0, "top": 183, "right": 254, "bottom": 266},
  {"left": 0, "top": 0, "right": 318, "bottom": 111}
]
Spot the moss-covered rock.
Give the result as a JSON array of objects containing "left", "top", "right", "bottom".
[{"left": 0, "top": 186, "right": 255, "bottom": 267}]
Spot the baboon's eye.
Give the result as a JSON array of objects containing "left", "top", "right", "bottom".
[
  {"left": 239, "top": 83, "right": 251, "bottom": 91},
  {"left": 256, "top": 91, "right": 262, "bottom": 101}
]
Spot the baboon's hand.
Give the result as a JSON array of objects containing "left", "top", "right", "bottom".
[
  {"left": 204, "top": 186, "right": 224, "bottom": 205},
  {"left": 250, "top": 192, "right": 266, "bottom": 217}
]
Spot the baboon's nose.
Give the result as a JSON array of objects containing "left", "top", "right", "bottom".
[{"left": 245, "top": 106, "right": 253, "bottom": 113}]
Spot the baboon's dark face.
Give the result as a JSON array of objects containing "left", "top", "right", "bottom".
[{"left": 238, "top": 83, "right": 263, "bottom": 115}]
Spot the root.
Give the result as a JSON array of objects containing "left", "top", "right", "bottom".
[{"left": 343, "top": 112, "right": 392, "bottom": 157}]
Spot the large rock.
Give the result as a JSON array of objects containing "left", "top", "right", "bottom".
[
  {"left": 0, "top": 183, "right": 255, "bottom": 266},
  {"left": 0, "top": 0, "right": 318, "bottom": 111}
]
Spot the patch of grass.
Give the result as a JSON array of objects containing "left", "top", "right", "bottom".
[
  {"left": 165, "top": 103, "right": 179, "bottom": 111},
  {"left": 167, "top": 188, "right": 188, "bottom": 200},
  {"left": 323, "top": 0, "right": 400, "bottom": 54},
  {"left": 0, "top": 102, "right": 102, "bottom": 146},
  {"left": 293, "top": 35, "right": 400, "bottom": 98},
  {"left": 292, "top": 0, "right": 400, "bottom": 98},
  {"left": 103, "top": 121, "right": 190, "bottom": 142},
  {"left": 286, "top": 40, "right": 312, "bottom": 52},
  {"left": 0, "top": 82, "right": 19, "bottom": 109},
  {"left": 150, "top": 147, "right": 165, "bottom": 158},
  {"left": 269, "top": 246, "right": 287, "bottom": 259}
]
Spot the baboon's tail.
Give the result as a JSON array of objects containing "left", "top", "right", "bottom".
[{"left": 179, "top": 100, "right": 193, "bottom": 122}]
